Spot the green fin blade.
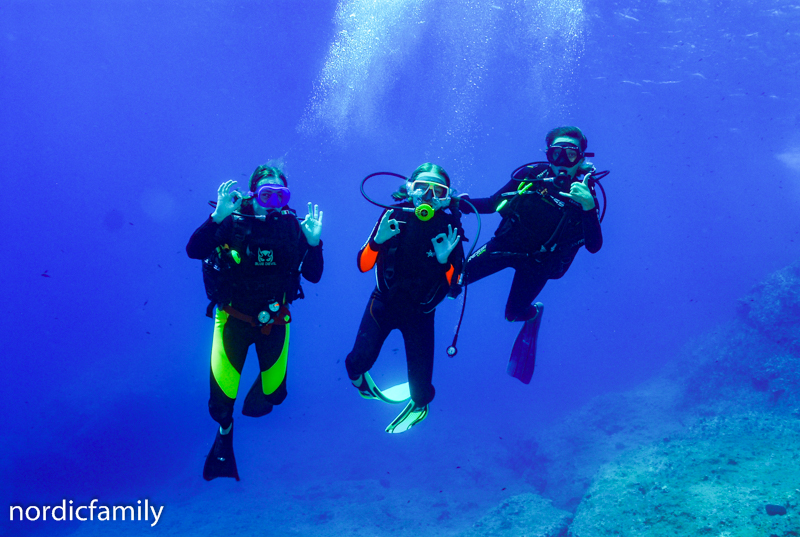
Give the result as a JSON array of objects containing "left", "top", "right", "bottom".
[
  {"left": 385, "top": 401, "right": 429, "bottom": 434},
  {"left": 378, "top": 382, "right": 411, "bottom": 404}
]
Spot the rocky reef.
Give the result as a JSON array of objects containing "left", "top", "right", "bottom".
[
  {"left": 738, "top": 260, "right": 800, "bottom": 352},
  {"left": 462, "top": 261, "right": 800, "bottom": 536},
  {"left": 459, "top": 493, "right": 572, "bottom": 537},
  {"left": 568, "top": 413, "right": 800, "bottom": 536}
]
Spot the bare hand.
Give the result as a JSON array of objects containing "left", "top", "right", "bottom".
[
  {"left": 561, "top": 175, "right": 595, "bottom": 211},
  {"left": 431, "top": 224, "right": 461, "bottom": 264},
  {"left": 374, "top": 209, "right": 402, "bottom": 244},
  {"left": 300, "top": 202, "right": 323, "bottom": 246},
  {"left": 211, "top": 180, "right": 243, "bottom": 223}
]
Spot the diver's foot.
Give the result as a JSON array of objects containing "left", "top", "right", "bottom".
[
  {"left": 522, "top": 302, "right": 543, "bottom": 322},
  {"left": 352, "top": 372, "right": 382, "bottom": 401},
  {"left": 385, "top": 401, "right": 429, "bottom": 434},
  {"left": 203, "top": 423, "right": 240, "bottom": 481}
]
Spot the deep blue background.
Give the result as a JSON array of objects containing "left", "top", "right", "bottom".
[{"left": 2, "top": 0, "right": 799, "bottom": 533}]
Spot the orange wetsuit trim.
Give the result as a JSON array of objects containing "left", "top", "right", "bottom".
[
  {"left": 358, "top": 242, "right": 379, "bottom": 272},
  {"left": 445, "top": 264, "right": 454, "bottom": 285}
]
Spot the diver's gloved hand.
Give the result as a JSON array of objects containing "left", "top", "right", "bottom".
[
  {"left": 560, "top": 175, "right": 596, "bottom": 211},
  {"left": 432, "top": 224, "right": 461, "bottom": 264},
  {"left": 211, "top": 180, "right": 243, "bottom": 223},
  {"left": 374, "top": 209, "right": 402, "bottom": 244},
  {"left": 300, "top": 202, "right": 323, "bottom": 247}
]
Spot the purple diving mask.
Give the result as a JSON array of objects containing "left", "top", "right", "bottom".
[{"left": 247, "top": 184, "right": 291, "bottom": 208}]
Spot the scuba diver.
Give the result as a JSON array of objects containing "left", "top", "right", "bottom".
[
  {"left": 456, "top": 126, "right": 605, "bottom": 384},
  {"left": 186, "top": 164, "right": 323, "bottom": 481},
  {"left": 346, "top": 163, "right": 464, "bottom": 433}
]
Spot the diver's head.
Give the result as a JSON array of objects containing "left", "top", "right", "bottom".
[
  {"left": 244, "top": 164, "right": 289, "bottom": 216},
  {"left": 406, "top": 163, "right": 452, "bottom": 215},
  {"left": 544, "top": 126, "right": 589, "bottom": 188}
]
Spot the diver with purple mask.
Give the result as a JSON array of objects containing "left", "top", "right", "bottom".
[
  {"left": 187, "top": 164, "right": 323, "bottom": 481},
  {"left": 455, "top": 126, "right": 607, "bottom": 384}
]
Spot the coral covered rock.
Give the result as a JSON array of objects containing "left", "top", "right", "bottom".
[
  {"left": 738, "top": 260, "right": 800, "bottom": 350},
  {"left": 568, "top": 413, "right": 800, "bottom": 536},
  {"left": 460, "top": 493, "right": 572, "bottom": 537}
]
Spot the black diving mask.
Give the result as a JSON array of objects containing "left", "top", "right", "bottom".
[{"left": 546, "top": 143, "right": 584, "bottom": 167}]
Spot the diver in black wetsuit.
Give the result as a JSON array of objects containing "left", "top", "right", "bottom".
[
  {"left": 346, "top": 163, "right": 464, "bottom": 433},
  {"left": 457, "top": 126, "right": 603, "bottom": 381},
  {"left": 186, "top": 164, "right": 323, "bottom": 480}
]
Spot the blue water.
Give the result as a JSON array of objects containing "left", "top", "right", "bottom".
[{"left": 3, "top": 0, "right": 800, "bottom": 535}]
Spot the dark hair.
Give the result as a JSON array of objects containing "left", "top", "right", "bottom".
[
  {"left": 545, "top": 126, "right": 588, "bottom": 152},
  {"left": 248, "top": 164, "right": 287, "bottom": 192},
  {"left": 392, "top": 162, "right": 451, "bottom": 200},
  {"left": 409, "top": 162, "right": 450, "bottom": 186}
]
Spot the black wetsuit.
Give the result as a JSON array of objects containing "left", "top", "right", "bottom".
[
  {"left": 187, "top": 210, "right": 323, "bottom": 428},
  {"left": 345, "top": 204, "right": 464, "bottom": 407},
  {"left": 460, "top": 163, "right": 602, "bottom": 321}
]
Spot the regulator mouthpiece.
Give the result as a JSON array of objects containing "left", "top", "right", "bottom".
[{"left": 415, "top": 204, "right": 434, "bottom": 221}]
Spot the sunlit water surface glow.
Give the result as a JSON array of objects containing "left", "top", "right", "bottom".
[{"left": 301, "top": 0, "right": 587, "bottom": 157}]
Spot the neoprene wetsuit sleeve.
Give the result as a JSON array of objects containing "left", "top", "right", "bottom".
[
  {"left": 458, "top": 178, "right": 517, "bottom": 214},
  {"left": 581, "top": 206, "right": 603, "bottom": 254},
  {"left": 300, "top": 240, "right": 324, "bottom": 283},
  {"left": 356, "top": 212, "right": 386, "bottom": 272},
  {"left": 186, "top": 216, "right": 227, "bottom": 260}
]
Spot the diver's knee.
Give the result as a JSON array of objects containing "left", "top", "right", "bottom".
[{"left": 265, "top": 388, "right": 287, "bottom": 406}]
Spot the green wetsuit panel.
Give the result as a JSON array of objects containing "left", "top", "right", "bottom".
[
  {"left": 211, "top": 309, "right": 241, "bottom": 399},
  {"left": 261, "top": 324, "right": 289, "bottom": 395}
]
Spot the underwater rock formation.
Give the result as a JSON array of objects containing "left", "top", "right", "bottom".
[
  {"left": 737, "top": 260, "right": 800, "bottom": 351},
  {"left": 477, "top": 259, "right": 800, "bottom": 535},
  {"left": 532, "top": 379, "right": 691, "bottom": 510},
  {"left": 675, "top": 318, "right": 800, "bottom": 414},
  {"left": 567, "top": 413, "right": 800, "bottom": 536},
  {"left": 460, "top": 493, "right": 572, "bottom": 537}
]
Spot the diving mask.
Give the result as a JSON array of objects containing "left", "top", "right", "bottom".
[
  {"left": 246, "top": 184, "right": 291, "bottom": 208},
  {"left": 407, "top": 173, "right": 451, "bottom": 213},
  {"left": 546, "top": 143, "right": 584, "bottom": 167},
  {"left": 408, "top": 179, "right": 451, "bottom": 200}
]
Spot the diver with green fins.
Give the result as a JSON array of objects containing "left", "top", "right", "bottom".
[
  {"left": 346, "top": 163, "right": 470, "bottom": 433},
  {"left": 452, "top": 126, "right": 608, "bottom": 384},
  {"left": 187, "top": 163, "right": 323, "bottom": 480}
]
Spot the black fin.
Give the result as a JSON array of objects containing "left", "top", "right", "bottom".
[{"left": 203, "top": 423, "right": 240, "bottom": 481}]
